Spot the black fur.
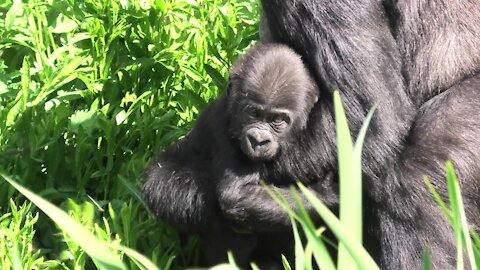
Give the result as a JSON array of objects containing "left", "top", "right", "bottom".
[
  {"left": 145, "top": 1, "right": 480, "bottom": 269},
  {"left": 252, "top": 1, "right": 480, "bottom": 269},
  {"left": 143, "top": 43, "right": 338, "bottom": 268}
]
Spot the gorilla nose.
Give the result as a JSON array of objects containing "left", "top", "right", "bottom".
[{"left": 247, "top": 133, "right": 271, "bottom": 149}]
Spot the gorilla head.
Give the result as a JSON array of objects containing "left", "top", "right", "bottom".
[{"left": 226, "top": 43, "right": 318, "bottom": 161}]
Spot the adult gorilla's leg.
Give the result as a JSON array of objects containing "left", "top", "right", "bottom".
[{"left": 366, "top": 75, "right": 480, "bottom": 269}]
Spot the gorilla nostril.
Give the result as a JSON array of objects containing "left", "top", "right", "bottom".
[
  {"left": 258, "top": 139, "right": 270, "bottom": 146},
  {"left": 248, "top": 134, "right": 270, "bottom": 149},
  {"left": 247, "top": 134, "right": 257, "bottom": 146}
]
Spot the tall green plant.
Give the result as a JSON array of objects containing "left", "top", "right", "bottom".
[
  {"left": 0, "top": 200, "right": 45, "bottom": 270},
  {"left": 266, "top": 91, "right": 378, "bottom": 270},
  {"left": 425, "top": 163, "right": 479, "bottom": 270},
  {"left": 0, "top": 0, "right": 259, "bottom": 267}
]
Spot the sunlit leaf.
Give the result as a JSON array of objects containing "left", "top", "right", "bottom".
[{"left": 50, "top": 13, "right": 78, "bottom": 33}]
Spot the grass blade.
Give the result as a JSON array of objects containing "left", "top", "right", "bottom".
[
  {"left": 298, "top": 183, "right": 379, "bottom": 270},
  {"left": 1, "top": 174, "right": 127, "bottom": 270},
  {"left": 290, "top": 189, "right": 336, "bottom": 270},
  {"left": 333, "top": 91, "right": 359, "bottom": 270},
  {"left": 282, "top": 255, "right": 292, "bottom": 270},
  {"left": 291, "top": 215, "right": 306, "bottom": 270},
  {"left": 115, "top": 245, "right": 161, "bottom": 270},
  {"left": 445, "top": 162, "right": 477, "bottom": 270},
  {"left": 264, "top": 185, "right": 333, "bottom": 269},
  {"left": 422, "top": 249, "right": 432, "bottom": 270}
]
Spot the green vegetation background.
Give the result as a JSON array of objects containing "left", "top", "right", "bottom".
[{"left": 0, "top": 0, "right": 259, "bottom": 268}]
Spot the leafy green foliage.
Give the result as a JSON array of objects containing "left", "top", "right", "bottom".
[
  {"left": 3, "top": 174, "right": 128, "bottom": 270},
  {"left": 0, "top": 200, "right": 44, "bottom": 270},
  {"left": 0, "top": 0, "right": 258, "bottom": 268}
]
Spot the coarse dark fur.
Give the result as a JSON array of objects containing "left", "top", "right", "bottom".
[
  {"left": 143, "top": 43, "right": 339, "bottom": 268},
  {"left": 248, "top": 1, "right": 480, "bottom": 269}
]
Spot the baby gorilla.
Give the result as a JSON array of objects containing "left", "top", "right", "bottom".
[
  {"left": 228, "top": 44, "right": 318, "bottom": 162},
  {"left": 231, "top": 45, "right": 318, "bottom": 161},
  {"left": 143, "top": 43, "right": 334, "bottom": 268}
]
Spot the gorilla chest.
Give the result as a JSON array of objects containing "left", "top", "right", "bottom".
[{"left": 261, "top": 158, "right": 321, "bottom": 187}]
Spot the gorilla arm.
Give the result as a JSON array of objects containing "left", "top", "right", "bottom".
[
  {"left": 213, "top": 137, "right": 339, "bottom": 232},
  {"left": 217, "top": 169, "right": 339, "bottom": 233},
  {"left": 142, "top": 103, "right": 224, "bottom": 230}
]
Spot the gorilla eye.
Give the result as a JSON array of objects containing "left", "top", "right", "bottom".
[
  {"left": 271, "top": 114, "right": 288, "bottom": 125},
  {"left": 246, "top": 107, "right": 261, "bottom": 118}
]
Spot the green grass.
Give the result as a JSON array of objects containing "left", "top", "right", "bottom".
[{"left": 0, "top": 0, "right": 258, "bottom": 268}]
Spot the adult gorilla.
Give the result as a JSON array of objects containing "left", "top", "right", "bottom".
[{"left": 230, "top": 1, "right": 480, "bottom": 269}]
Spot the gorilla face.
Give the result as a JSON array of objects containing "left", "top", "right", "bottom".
[
  {"left": 239, "top": 103, "right": 293, "bottom": 161},
  {"left": 226, "top": 43, "right": 318, "bottom": 161}
]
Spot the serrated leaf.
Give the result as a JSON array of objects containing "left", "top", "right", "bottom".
[
  {"left": 5, "top": 0, "right": 23, "bottom": 30},
  {"left": 70, "top": 109, "right": 95, "bottom": 126}
]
